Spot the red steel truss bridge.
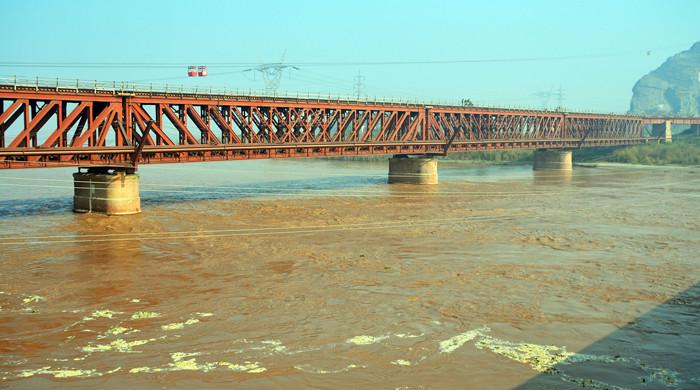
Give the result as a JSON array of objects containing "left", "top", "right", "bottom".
[{"left": 1, "top": 77, "right": 699, "bottom": 170}]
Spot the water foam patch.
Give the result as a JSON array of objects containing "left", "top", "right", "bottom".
[
  {"left": 81, "top": 337, "right": 163, "bottom": 353},
  {"left": 21, "top": 295, "right": 45, "bottom": 304},
  {"left": 83, "top": 309, "right": 121, "bottom": 321},
  {"left": 129, "top": 352, "right": 266, "bottom": 374},
  {"left": 14, "top": 366, "right": 121, "bottom": 379},
  {"left": 161, "top": 318, "right": 199, "bottom": 331},
  {"left": 438, "top": 326, "right": 490, "bottom": 354},
  {"left": 393, "top": 332, "right": 424, "bottom": 339},
  {"left": 346, "top": 335, "right": 389, "bottom": 345},
  {"left": 227, "top": 338, "right": 319, "bottom": 356},
  {"left": 294, "top": 364, "right": 364, "bottom": 374},
  {"left": 237, "top": 339, "right": 289, "bottom": 354},
  {"left": 16, "top": 367, "right": 98, "bottom": 379},
  {"left": 640, "top": 368, "right": 681, "bottom": 387},
  {"left": 474, "top": 335, "right": 572, "bottom": 372},
  {"left": 216, "top": 361, "right": 267, "bottom": 373},
  {"left": 97, "top": 326, "right": 139, "bottom": 339},
  {"left": 473, "top": 334, "right": 682, "bottom": 389},
  {"left": 131, "top": 311, "right": 160, "bottom": 320}
]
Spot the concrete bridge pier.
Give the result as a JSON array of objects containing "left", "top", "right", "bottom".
[
  {"left": 652, "top": 120, "right": 673, "bottom": 143},
  {"left": 532, "top": 149, "right": 573, "bottom": 171},
  {"left": 387, "top": 155, "right": 438, "bottom": 184},
  {"left": 73, "top": 167, "right": 141, "bottom": 215}
]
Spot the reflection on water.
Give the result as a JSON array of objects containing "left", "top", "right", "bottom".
[
  {"left": 532, "top": 169, "right": 573, "bottom": 185},
  {"left": 0, "top": 159, "right": 698, "bottom": 388}
]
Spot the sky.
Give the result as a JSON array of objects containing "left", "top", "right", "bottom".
[{"left": 1, "top": 0, "right": 699, "bottom": 112}]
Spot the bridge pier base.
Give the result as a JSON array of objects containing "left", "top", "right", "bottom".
[
  {"left": 387, "top": 155, "right": 438, "bottom": 184},
  {"left": 533, "top": 149, "right": 573, "bottom": 171},
  {"left": 73, "top": 167, "right": 141, "bottom": 215}
]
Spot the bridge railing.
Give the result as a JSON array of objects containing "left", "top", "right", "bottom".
[
  {"left": 0, "top": 75, "right": 456, "bottom": 106},
  {"left": 1, "top": 75, "right": 699, "bottom": 121},
  {"left": 0, "top": 75, "right": 595, "bottom": 113}
]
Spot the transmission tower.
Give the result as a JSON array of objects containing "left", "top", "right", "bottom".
[
  {"left": 353, "top": 71, "right": 365, "bottom": 100},
  {"left": 533, "top": 86, "right": 565, "bottom": 110},
  {"left": 554, "top": 86, "right": 565, "bottom": 110},
  {"left": 244, "top": 53, "right": 299, "bottom": 94}
]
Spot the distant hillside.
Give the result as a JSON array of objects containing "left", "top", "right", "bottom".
[{"left": 630, "top": 42, "right": 700, "bottom": 116}]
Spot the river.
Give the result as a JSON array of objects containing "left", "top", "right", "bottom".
[{"left": 0, "top": 159, "right": 698, "bottom": 389}]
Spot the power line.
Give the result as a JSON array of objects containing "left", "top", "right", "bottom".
[
  {"left": 289, "top": 71, "right": 354, "bottom": 93},
  {"left": 0, "top": 46, "right": 684, "bottom": 70},
  {"left": 244, "top": 64, "right": 299, "bottom": 94},
  {"left": 128, "top": 69, "right": 248, "bottom": 84}
]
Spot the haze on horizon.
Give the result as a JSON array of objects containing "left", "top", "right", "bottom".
[{"left": 1, "top": 0, "right": 698, "bottom": 112}]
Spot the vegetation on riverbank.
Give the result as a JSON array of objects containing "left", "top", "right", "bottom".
[
  {"left": 451, "top": 136, "right": 700, "bottom": 166},
  {"left": 328, "top": 137, "right": 700, "bottom": 166},
  {"left": 573, "top": 137, "right": 700, "bottom": 166},
  {"left": 443, "top": 149, "right": 533, "bottom": 163},
  {"left": 328, "top": 149, "right": 534, "bottom": 164}
]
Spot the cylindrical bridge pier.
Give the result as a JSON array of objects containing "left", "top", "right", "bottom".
[
  {"left": 532, "top": 149, "right": 573, "bottom": 171},
  {"left": 73, "top": 167, "right": 141, "bottom": 215},
  {"left": 387, "top": 155, "right": 439, "bottom": 185}
]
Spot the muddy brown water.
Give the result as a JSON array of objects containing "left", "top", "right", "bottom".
[{"left": 0, "top": 160, "right": 698, "bottom": 389}]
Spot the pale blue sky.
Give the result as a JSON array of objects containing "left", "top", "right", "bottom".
[{"left": 2, "top": 0, "right": 698, "bottom": 112}]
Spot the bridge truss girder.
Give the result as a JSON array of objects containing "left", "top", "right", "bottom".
[{"left": 0, "top": 87, "right": 670, "bottom": 169}]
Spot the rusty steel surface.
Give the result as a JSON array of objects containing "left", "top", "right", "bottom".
[{"left": 1, "top": 82, "right": 699, "bottom": 169}]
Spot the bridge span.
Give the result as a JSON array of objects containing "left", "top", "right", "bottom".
[{"left": 1, "top": 77, "right": 699, "bottom": 214}]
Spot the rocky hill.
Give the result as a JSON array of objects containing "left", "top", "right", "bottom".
[{"left": 630, "top": 42, "right": 700, "bottom": 115}]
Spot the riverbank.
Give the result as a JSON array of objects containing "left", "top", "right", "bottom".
[
  {"left": 575, "top": 137, "right": 700, "bottom": 166},
  {"left": 329, "top": 137, "right": 700, "bottom": 167}
]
